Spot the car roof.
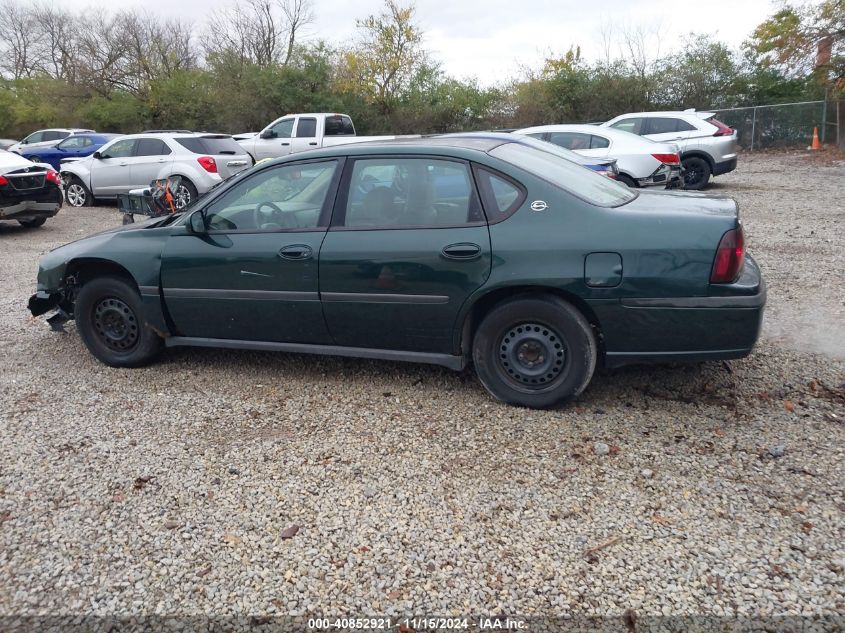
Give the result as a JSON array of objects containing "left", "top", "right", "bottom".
[
  {"left": 609, "top": 111, "right": 715, "bottom": 120},
  {"left": 516, "top": 124, "right": 653, "bottom": 143}
]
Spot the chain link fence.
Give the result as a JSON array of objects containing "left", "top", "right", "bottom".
[{"left": 711, "top": 100, "right": 842, "bottom": 151}]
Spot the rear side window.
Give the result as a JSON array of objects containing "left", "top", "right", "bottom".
[
  {"left": 610, "top": 117, "right": 644, "bottom": 135},
  {"left": 474, "top": 168, "right": 525, "bottom": 223},
  {"left": 645, "top": 118, "right": 696, "bottom": 134},
  {"left": 175, "top": 136, "right": 243, "bottom": 155},
  {"left": 296, "top": 118, "right": 317, "bottom": 138},
  {"left": 325, "top": 115, "right": 355, "bottom": 136},
  {"left": 343, "top": 157, "right": 482, "bottom": 228},
  {"left": 547, "top": 132, "right": 592, "bottom": 151},
  {"left": 136, "top": 138, "right": 172, "bottom": 156}
]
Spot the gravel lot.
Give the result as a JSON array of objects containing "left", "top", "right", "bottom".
[{"left": 1, "top": 152, "right": 843, "bottom": 622}]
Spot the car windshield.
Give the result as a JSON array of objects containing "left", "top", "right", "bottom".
[{"left": 490, "top": 138, "right": 636, "bottom": 208}]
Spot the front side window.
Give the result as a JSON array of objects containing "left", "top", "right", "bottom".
[
  {"left": 136, "top": 138, "right": 172, "bottom": 157},
  {"left": 296, "top": 118, "right": 317, "bottom": 138},
  {"left": 270, "top": 119, "right": 294, "bottom": 139},
  {"left": 490, "top": 139, "right": 636, "bottom": 208},
  {"left": 343, "top": 158, "right": 482, "bottom": 228},
  {"left": 59, "top": 136, "right": 89, "bottom": 149},
  {"left": 204, "top": 160, "right": 338, "bottom": 232},
  {"left": 610, "top": 117, "right": 644, "bottom": 135},
  {"left": 101, "top": 139, "right": 137, "bottom": 158},
  {"left": 24, "top": 132, "right": 45, "bottom": 144}
]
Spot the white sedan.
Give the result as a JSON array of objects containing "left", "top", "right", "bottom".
[{"left": 515, "top": 124, "right": 682, "bottom": 188}]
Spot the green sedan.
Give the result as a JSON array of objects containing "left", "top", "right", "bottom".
[{"left": 28, "top": 135, "right": 765, "bottom": 409}]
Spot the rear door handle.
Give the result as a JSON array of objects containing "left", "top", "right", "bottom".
[
  {"left": 278, "top": 244, "right": 313, "bottom": 260},
  {"left": 308, "top": 142, "right": 318, "bottom": 146},
  {"left": 441, "top": 242, "right": 481, "bottom": 260},
  {"left": 281, "top": 142, "right": 290, "bottom": 146}
]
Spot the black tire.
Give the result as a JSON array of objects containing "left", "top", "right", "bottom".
[
  {"left": 472, "top": 295, "right": 597, "bottom": 409},
  {"left": 75, "top": 276, "right": 162, "bottom": 367},
  {"left": 173, "top": 178, "right": 198, "bottom": 210},
  {"left": 682, "top": 156, "right": 711, "bottom": 190},
  {"left": 617, "top": 174, "right": 637, "bottom": 188},
  {"left": 64, "top": 175, "right": 93, "bottom": 207},
  {"left": 18, "top": 217, "right": 47, "bottom": 228}
]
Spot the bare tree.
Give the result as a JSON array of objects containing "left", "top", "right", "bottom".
[
  {"left": 280, "top": 0, "right": 314, "bottom": 65},
  {"left": 0, "top": 1, "right": 38, "bottom": 79},
  {"left": 204, "top": 0, "right": 312, "bottom": 67}
]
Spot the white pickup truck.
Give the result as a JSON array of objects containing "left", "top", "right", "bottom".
[{"left": 233, "top": 113, "right": 412, "bottom": 162}]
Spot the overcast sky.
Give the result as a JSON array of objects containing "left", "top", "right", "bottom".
[{"left": 66, "top": 0, "right": 777, "bottom": 85}]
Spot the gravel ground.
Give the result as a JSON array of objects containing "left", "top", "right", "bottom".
[{"left": 0, "top": 152, "right": 843, "bottom": 622}]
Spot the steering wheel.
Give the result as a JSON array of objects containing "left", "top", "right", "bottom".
[{"left": 253, "top": 201, "right": 297, "bottom": 229}]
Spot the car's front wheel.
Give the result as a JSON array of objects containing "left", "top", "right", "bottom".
[
  {"left": 472, "top": 295, "right": 597, "bottom": 409},
  {"left": 682, "top": 156, "right": 711, "bottom": 190},
  {"left": 64, "top": 176, "right": 92, "bottom": 207},
  {"left": 75, "top": 276, "right": 162, "bottom": 367},
  {"left": 18, "top": 217, "right": 47, "bottom": 228}
]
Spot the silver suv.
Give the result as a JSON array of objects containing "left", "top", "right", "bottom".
[
  {"left": 602, "top": 110, "right": 738, "bottom": 190},
  {"left": 60, "top": 132, "right": 251, "bottom": 208}
]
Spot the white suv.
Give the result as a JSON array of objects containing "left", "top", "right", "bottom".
[
  {"left": 602, "top": 110, "right": 738, "bottom": 190},
  {"left": 60, "top": 132, "right": 251, "bottom": 208}
]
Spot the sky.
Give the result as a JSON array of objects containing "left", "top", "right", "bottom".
[{"left": 66, "top": 0, "right": 778, "bottom": 85}]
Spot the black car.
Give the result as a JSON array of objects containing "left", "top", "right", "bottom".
[{"left": 0, "top": 150, "right": 63, "bottom": 228}]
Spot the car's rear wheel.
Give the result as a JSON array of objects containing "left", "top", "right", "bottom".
[
  {"left": 18, "top": 217, "right": 47, "bottom": 228},
  {"left": 682, "top": 156, "right": 711, "bottom": 190},
  {"left": 75, "top": 276, "right": 162, "bottom": 367},
  {"left": 65, "top": 176, "right": 92, "bottom": 207},
  {"left": 472, "top": 295, "right": 597, "bottom": 409},
  {"left": 617, "top": 174, "right": 637, "bottom": 188},
  {"left": 173, "top": 178, "right": 198, "bottom": 210}
]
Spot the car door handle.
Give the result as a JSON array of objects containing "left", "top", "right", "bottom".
[
  {"left": 281, "top": 142, "right": 290, "bottom": 146},
  {"left": 441, "top": 243, "right": 481, "bottom": 260},
  {"left": 308, "top": 142, "right": 318, "bottom": 146},
  {"left": 278, "top": 244, "right": 313, "bottom": 260},
  {"left": 119, "top": 162, "right": 128, "bottom": 166}
]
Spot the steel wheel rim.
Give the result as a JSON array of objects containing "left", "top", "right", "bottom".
[
  {"left": 174, "top": 185, "right": 191, "bottom": 210},
  {"left": 496, "top": 322, "right": 567, "bottom": 391},
  {"left": 92, "top": 297, "right": 139, "bottom": 352}
]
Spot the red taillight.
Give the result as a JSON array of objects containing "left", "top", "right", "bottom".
[
  {"left": 710, "top": 227, "right": 745, "bottom": 283},
  {"left": 0, "top": 175, "right": 8, "bottom": 186},
  {"left": 45, "top": 170, "right": 62, "bottom": 185},
  {"left": 197, "top": 156, "right": 217, "bottom": 173},
  {"left": 710, "top": 118, "right": 734, "bottom": 137},
  {"left": 652, "top": 153, "right": 680, "bottom": 165}
]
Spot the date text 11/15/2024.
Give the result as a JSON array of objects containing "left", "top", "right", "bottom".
[{"left": 307, "top": 617, "right": 528, "bottom": 630}]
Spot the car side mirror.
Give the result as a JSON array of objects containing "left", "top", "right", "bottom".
[
  {"left": 187, "top": 210, "right": 207, "bottom": 234},
  {"left": 260, "top": 129, "right": 276, "bottom": 139},
  {"left": 92, "top": 151, "right": 102, "bottom": 159}
]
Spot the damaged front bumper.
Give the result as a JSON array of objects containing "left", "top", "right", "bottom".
[{"left": 29, "top": 282, "right": 77, "bottom": 331}]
